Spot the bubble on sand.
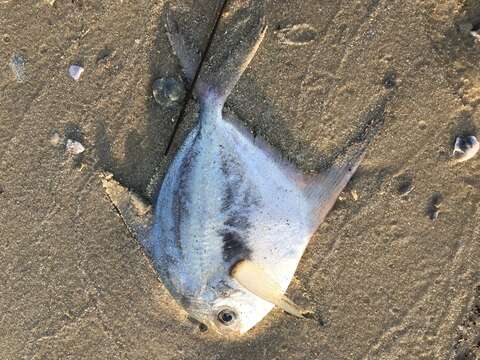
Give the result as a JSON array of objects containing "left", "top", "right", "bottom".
[{"left": 152, "top": 77, "right": 186, "bottom": 108}]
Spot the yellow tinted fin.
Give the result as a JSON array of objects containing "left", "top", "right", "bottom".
[{"left": 231, "top": 260, "right": 310, "bottom": 318}]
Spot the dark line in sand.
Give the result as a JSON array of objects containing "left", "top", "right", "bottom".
[{"left": 164, "top": 0, "right": 229, "bottom": 156}]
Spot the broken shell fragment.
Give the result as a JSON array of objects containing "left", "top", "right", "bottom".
[
  {"left": 49, "top": 132, "right": 61, "bottom": 146},
  {"left": 68, "top": 64, "right": 84, "bottom": 81},
  {"left": 65, "top": 139, "right": 85, "bottom": 154},
  {"left": 471, "top": 29, "right": 480, "bottom": 42},
  {"left": 9, "top": 54, "right": 26, "bottom": 83},
  {"left": 427, "top": 193, "right": 443, "bottom": 221},
  {"left": 452, "top": 136, "right": 479, "bottom": 163},
  {"left": 351, "top": 190, "right": 359, "bottom": 201}
]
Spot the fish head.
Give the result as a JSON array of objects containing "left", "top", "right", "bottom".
[{"left": 184, "top": 278, "right": 274, "bottom": 336}]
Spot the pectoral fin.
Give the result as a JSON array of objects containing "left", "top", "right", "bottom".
[
  {"left": 100, "top": 172, "right": 154, "bottom": 256},
  {"left": 231, "top": 260, "right": 311, "bottom": 318}
]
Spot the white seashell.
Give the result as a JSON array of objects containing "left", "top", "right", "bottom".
[
  {"left": 471, "top": 30, "right": 480, "bottom": 42},
  {"left": 453, "top": 136, "right": 479, "bottom": 163},
  {"left": 9, "top": 54, "right": 26, "bottom": 83},
  {"left": 49, "top": 132, "right": 61, "bottom": 146},
  {"left": 68, "top": 65, "right": 84, "bottom": 81},
  {"left": 65, "top": 139, "right": 85, "bottom": 154}
]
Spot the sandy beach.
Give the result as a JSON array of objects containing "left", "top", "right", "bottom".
[{"left": 1, "top": 0, "right": 479, "bottom": 359}]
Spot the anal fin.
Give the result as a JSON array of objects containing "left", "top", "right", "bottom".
[{"left": 100, "top": 172, "right": 154, "bottom": 256}]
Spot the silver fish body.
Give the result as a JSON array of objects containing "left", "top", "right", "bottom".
[{"left": 150, "top": 92, "right": 323, "bottom": 334}]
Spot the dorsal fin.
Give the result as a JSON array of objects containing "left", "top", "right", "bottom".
[
  {"left": 303, "top": 94, "right": 391, "bottom": 227},
  {"left": 304, "top": 148, "right": 366, "bottom": 227},
  {"left": 100, "top": 172, "right": 154, "bottom": 256}
]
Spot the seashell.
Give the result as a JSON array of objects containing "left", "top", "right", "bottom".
[
  {"left": 65, "top": 139, "right": 85, "bottom": 155},
  {"left": 9, "top": 54, "right": 26, "bottom": 83},
  {"left": 471, "top": 30, "right": 480, "bottom": 42},
  {"left": 49, "top": 132, "right": 62, "bottom": 146},
  {"left": 68, "top": 64, "right": 84, "bottom": 81},
  {"left": 452, "top": 136, "right": 479, "bottom": 163}
]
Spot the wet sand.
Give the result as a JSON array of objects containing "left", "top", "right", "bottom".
[{"left": 1, "top": 0, "right": 479, "bottom": 359}]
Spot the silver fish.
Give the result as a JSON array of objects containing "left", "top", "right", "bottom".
[{"left": 102, "top": 2, "right": 385, "bottom": 336}]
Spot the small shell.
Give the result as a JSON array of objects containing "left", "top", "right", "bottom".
[
  {"left": 69, "top": 64, "right": 84, "bottom": 81},
  {"left": 471, "top": 30, "right": 480, "bottom": 42},
  {"left": 9, "top": 54, "right": 26, "bottom": 83},
  {"left": 452, "top": 136, "right": 479, "bottom": 163},
  {"left": 65, "top": 139, "right": 85, "bottom": 154},
  {"left": 351, "top": 190, "right": 359, "bottom": 201},
  {"left": 49, "top": 132, "right": 62, "bottom": 146}
]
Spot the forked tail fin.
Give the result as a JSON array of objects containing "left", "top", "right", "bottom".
[{"left": 165, "top": 0, "right": 266, "bottom": 107}]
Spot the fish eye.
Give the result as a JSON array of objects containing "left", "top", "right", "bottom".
[{"left": 217, "top": 309, "right": 236, "bottom": 325}]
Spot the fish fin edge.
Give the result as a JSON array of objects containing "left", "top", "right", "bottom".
[
  {"left": 230, "top": 259, "right": 311, "bottom": 318},
  {"left": 100, "top": 172, "right": 154, "bottom": 256},
  {"left": 222, "top": 109, "right": 308, "bottom": 185},
  {"left": 165, "top": 6, "right": 202, "bottom": 86},
  {"left": 199, "top": 1, "right": 267, "bottom": 104}
]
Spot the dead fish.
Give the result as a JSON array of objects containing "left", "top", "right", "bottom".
[{"left": 102, "top": 2, "right": 384, "bottom": 336}]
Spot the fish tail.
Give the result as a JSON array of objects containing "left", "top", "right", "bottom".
[
  {"left": 197, "top": 0, "right": 267, "bottom": 107},
  {"left": 166, "top": 1, "right": 267, "bottom": 110},
  {"left": 165, "top": 8, "right": 203, "bottom": 88}
]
